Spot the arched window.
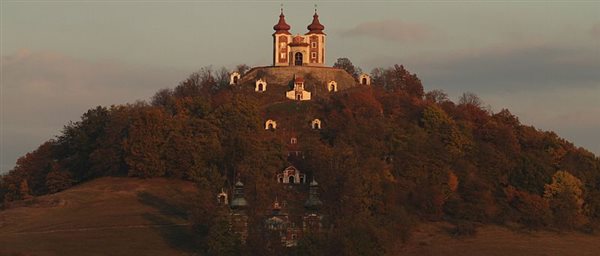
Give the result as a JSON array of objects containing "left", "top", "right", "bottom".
[
  {"left": 359, "top": 74, "right": 371, "bottom": 85},
  {"left": 289, "top": 176, "right": 295, "bottom": 183},
  {"left": 218, "top": 194, "right": 227, "bottom": 204},
  {"left": 229, "top": 72, "right": 241, "bottom": 85},
  {"left": 294, "top": 52, "right": 303, "bottom": 66},
  {"left": 328, "top": 81, "right": 337, "bottom": 92},
  {"left": 265, "top": 119, "right": 277, "bottom": 130},
  {"left": 311, "top": 119, "right": 322, "bottom": 130},
  {"left": 255, "top": 79, "right": 267, "bottom": 92},
  {"left": 290, "top": 137, "right": 297, "bottom": 144},
  {"left": 217, "top": 189, "right": 228, "bottom": 205}
]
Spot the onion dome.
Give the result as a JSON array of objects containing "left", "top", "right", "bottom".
[
  {"left": 230, "top": 181, "right": 248, "bottom": 209},
  {"left": 306, "top": 9, "right": 325, "bottom": 34},
  {"left": 304, "top": 178, "right": 323, "bottom": 210},
  {"left": 273, "top": 9, "right": 291, "bottom": 34}
]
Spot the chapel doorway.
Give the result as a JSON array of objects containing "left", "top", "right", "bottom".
[{"left": 294, "top": 53, "right": 303, "bottom": 66}]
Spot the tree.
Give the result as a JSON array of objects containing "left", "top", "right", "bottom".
[
  {"left": 45, "top": 162, "right": 74, "bottom": 193},
  {"left": 235, "top": 64, "right": 250, "bottom": 74},
  {"left": 56, "top": 106, "right": 111, "bottom": 181},
  {"left": 458, "top": 92, "right": 483, "bottom": 107},
  {"left": 543, "top": 171, "right": 586, "bottom": 228},
  {"left": 425, "top": 89, "right": 449, "bottom": 103},
  {"left": 19, "top": 179, "right": 33, "bottom": 200},
  {"left": 370, "top": 65, "right": 424, "bottom": 97},
  {"left": 505, "top": 186, "right": 551, "bottom": 228},
  {"left": 333, "top": 57, "right": 361, "bottom": 78},
  {"left": 123, "top": 106, "right": 171, "bottom": 177}
]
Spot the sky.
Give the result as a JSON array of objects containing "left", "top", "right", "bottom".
[{"left": 1, "top": 1, "right": 599, "bottom": 173}]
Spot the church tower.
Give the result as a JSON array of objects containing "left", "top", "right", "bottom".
[
  {"left": 273, "top": 8, "right": 292, "bottom": 66},
  {"left": 305, "top": 8, "right": 326, "bottom": 66}
]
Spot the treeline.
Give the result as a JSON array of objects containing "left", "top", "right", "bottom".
[{"left": 2, "top": 61, "right": 600, "bottom": 255}]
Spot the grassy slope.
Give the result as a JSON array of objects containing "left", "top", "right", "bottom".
[
  {"left": 0, "top": 177, "right": 199, "bottom": 256},
  {"left": 2, "top": 178, "right": 600, "bottom": 256},
  {"left": 395, "top": 222, "right": 600, "bottom": 256}
]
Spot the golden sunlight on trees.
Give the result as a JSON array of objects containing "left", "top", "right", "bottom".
[{"left": 544, "top": 171, "right": 586, "bottom": 228}]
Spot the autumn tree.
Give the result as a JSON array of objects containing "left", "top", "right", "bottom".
[
  {"left": 19, "top": 179, "right": 33, "bottom": 200},
  {"left": 56, "top": 106, "right": 111, "bottom": 181},
  {"left": 425, "top": 89, "right": 449, "bottom": 104},
  {"left": 333, "top": 57, "right": 361, "bottom": 78},
  {"left": 505, "top": 186, "right": 551, "bottom": 228},
  {"left": 544, "top": 171, "right": 587, "bottom": 228},
  {"left": 123, "top": 106, "right": 171, "bottom": 177}
]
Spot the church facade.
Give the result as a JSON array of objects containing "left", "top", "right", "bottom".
[{"left": 273, "top": 8, "right": 326, "bottom": 67}]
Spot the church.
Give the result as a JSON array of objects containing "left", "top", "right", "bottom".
[{"left": 272, "top": 8, "right": 326, "bottom": 67}]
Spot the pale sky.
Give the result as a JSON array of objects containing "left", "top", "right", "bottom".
[{"left": 1, "top": 1, "right": 599, "bottom": 173}]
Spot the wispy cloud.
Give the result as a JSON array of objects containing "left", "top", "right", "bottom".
[
  {"left": 341, "top": 20, "right": 436, "bottom": 43},
  {"left": 1, "top": 49, "right": 189, "bottom": 173}
]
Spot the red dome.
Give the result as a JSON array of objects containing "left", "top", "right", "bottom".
[
  {"left": 306, "top": 11, "right": 325, "bottom": 34},
  {"left": 273, "top": 10, "right": 291, "bottom": 34}
]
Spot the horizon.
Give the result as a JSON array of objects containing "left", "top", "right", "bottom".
[{"left": 2, "top": 1, "right": 600, "bottom": 173}]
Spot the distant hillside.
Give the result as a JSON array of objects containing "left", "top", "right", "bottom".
[{"left": 0, "top": 177, "right": 198, "bottom": 256}]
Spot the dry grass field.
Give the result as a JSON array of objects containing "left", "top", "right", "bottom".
[
  {"left": 396, "top": 222, "right": 600, "bottom": 256},
  {"left": 0, "top": 177, "right": 199, "bottom": 256},
  {"left": 1, "top": 177, "right": 599, "bottom": 256}
]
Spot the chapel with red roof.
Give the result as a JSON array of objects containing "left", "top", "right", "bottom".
[{"left": 273, "top": 8, "right": 326, "bottom": 67}]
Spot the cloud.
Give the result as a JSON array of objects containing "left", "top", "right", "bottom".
[
  {"left": 591, "top": 23, "right": 600, "bottom": 38},
  {"left": 365, "top": 42, "right": 600, "bottom": 93},
  {"left": 1, "top": 49, "right": 190, "bottom": 173},
  {"left": 341, "top": 20, "right": 435, "bottom": 43}
]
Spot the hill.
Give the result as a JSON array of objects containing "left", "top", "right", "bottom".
[
  {"left": 0, "top": 177, "right": 198, "bottom": 256},
  {"left": 1, "top": 178, "right": 599, "bottom": 255},
  {"left": 1, "top": 61, "right": 600, "bottom": 254}
]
